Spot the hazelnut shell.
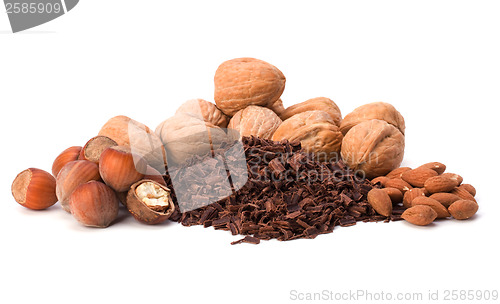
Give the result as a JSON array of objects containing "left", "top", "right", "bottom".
[
  {"left": 52, "top": 146, "right": 82, "bottom": 177},
  {"left": 99, "top": 146, "right": 147, "bottom": 192},
  {"left": 126, "top": 180, "right": 175, "bottom": 224},
  {"left": 12, "top": 168, "right": 57, "bottom": 210}
]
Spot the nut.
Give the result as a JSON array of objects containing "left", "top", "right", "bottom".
[
  {"left": 402, "top": 188, "right": 426, "bottom": 208},
  {"left": 424, "top": 176, "right": 458, "bottom": 194},
  {"left": 280, "top": 97, "right": 342, "bottom": 127},
  {"left": 382, "top": 187, "right": 403, "bottom": 204},
  {"left": 385, "top": 178, "right": 412, "bottom": 194},
  {"left": 99, "top": 146, "right": 147, "bottom": 192},
  {"left": 401, "top": 205, "right": 437, "bottom": 226},
  {"left": 56, "top": 160, "right": 101, "bottom": 212},
  {"left": 268, "top": 98, "right": 285, "bottom": 116},
  {"left": 429, "top": 192, "right": 461, "bottom": 208},
  {"left": 144, "top": 166, "right": 167, "bottom": 187},
  {"left": 450, "top": 187, "right": 476, "bottom": 202},
  {"left": 367, "top": 189, "right": 392, "bottom": 217},
  {"left": 175, "top": 99, "right": 229, "bottom": 128},
  {"left": 272, "top": 110, "right": 343, "bottom": 161},
  {"left": 417, "top": 162, "right": 446, "bottom": 175},
  {"left": 214, "top": 57, "right": 285, "bottom": 116},
  {"left": 126, "top": 180, "right": 175, "bottom": 224},
  {"left": 341, "top": 119, "right": 405, "bottom": 179},
  {"left": 228, "top": 106, "right": 282, "bottom": 139},
  {"left": 458, "top": 184, "right": 476, "bottom": 197},
  {"left": 52, "top": 146, "right": 82, "bottom": 177},
  {"left": 340, "top": 102, "right": 405, "bottom": 135},
  {"left": 69, "top": 181, "right": 119, "bottom": 228},
  {"left": 441, "top": 173, "right": 463, "bottom": 186},
  {"left": 371, "top": 176, "right": 389, "bottom": 186},
  {"left": 401, "top": 168, "right": 438, "bottom": 188},
  {"left": 411, "top": 196, "right": 450, "bottom": 218},
  {"left": 11, "top": 168, "right": 57, "bottom": 210},
  {"left": 448, "top": 199, "right": 478, "bottom": 220},
  {"left": 79, "top": 136, "right": 118, "bottom": 164},
  {"left": 386, "top": 167, "right": 411, "bottom": 179}
]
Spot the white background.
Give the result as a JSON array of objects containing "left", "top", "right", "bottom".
[{"left": 1, "top": 1, "right": 499, "bottom": 303}]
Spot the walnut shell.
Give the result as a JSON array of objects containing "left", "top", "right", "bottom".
[
  {"left": 341, "top": 119, "right": 405, "bottom": 179},
  {"left": 280, "top": 97, "right": 342, "bottom": 127},
  {"left": 272, "top": 110, "right": 343, "bottom": 161},
  {"left": 214, "top": 58, "right": 286, "bottom": 116},
  {"left": 268, "top": 98, "right": 285, "bottom": 116},
  {"left": 228, "top": 106, "right": 282, "bottom": 139},
  {"left": 155, "top": 113, "right": 228, "bottom": 166},
  {"left": 339, "top": 102, "right": 405, "bottom": 135},
  {"left": 175, "top": 99, "right": 229, "bottom": 128}
]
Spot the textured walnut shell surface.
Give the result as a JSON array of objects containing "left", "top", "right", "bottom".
[
  {"left": 280, "top": 97, "right": 342, "bottom": 127},
  {"left": 228, "top": 106, "right": 282, "bottom": 139},
  {"left": 214, "top": 58, "right": 286, "bottom": 116},
  {"left": 340, "top": 102, "right": 405, "bottom": 135},
  {"left": 175, "top": 99, "right": 229, "bottom": 128},
  {"left": 268, "top": 98, "right": 285, "bottom": 116},
  {"left": 156, "top": 113, "right": 228, "bottom": 166},
  {"left": 272, "top": 110, "right": 343, "bottom": 161},
  {"left": 341, "top": 119, "right": 405, "bottom": 179}
]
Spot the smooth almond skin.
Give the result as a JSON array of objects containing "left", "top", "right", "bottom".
[
  {"left": 280, "top": 97, "right": 342, "bottom": 127},
  {"left": 52, "top": 146, "right": 82, "bottom": 177},
  {"left": 459, "top": 184, "right": 476, "bottom": 197},
  {"left": 417, "top": 162, "right": 446, "bottom": 175},
  {"left": 385, "top": 178, "right": 412, "bottom": 194},
  {"left": 429, "top": 192, "right": 461, "bottom": 208},
  {"left": 367, "top": 189, "right": 393, "bottom": 217},
  {"left": 402, "top": 205, "right": 437, "bottom": 226},
  {"left": 441, "top": 173, "right": 463, "bottom": 186},
  {"left": 12, "top": 168, "right": 58, "bottom": 210},
  {"left": 383, "top": 187, "right": 403, "bottom": 204},
  {"left": 228, "top": 106, "right": 282, "bottom": 139},
  {"left": 214, "top": 58, "right": 286, "bottom": 116},
  {"left": 99, "top": 146, "right": 147, "bottom": 192},
  {"left": 371, "top": 176, "right": 389, "bottom": 186},
  {"left": 339, "top": 102, "right": 406, "bottom": 135},
  {"left": 69, "top": 181, "right": 119, "bottom": 228},
  {"left": 424, "top": 176, "right": 458, "bottom": 194},
  {"left": 386, "top": 167, "right": 411, "bottom": 179},
  {"left": 402, "top": 188, "right": 426, "bottom": 208},
  {"left": 411, "top": 196, "right": 450, "bottom": 219},
  {"left": 401, "top": 168, "right": 438, "bottom": 188},
  {"left": 450, "top": 187, "right": 476, "bottom": 203},
  {"left": 56, "top": 160, "right": 101, "bottom": 213},
  {"left": 448, "top": 200, "right": 478, "bottom": 220}
]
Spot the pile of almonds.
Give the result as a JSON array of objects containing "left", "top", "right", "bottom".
[{"left": 368, "top": 162, "right": 478, "bottom": 225}]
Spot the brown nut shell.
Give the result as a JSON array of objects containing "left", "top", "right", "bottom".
[
  {"left": 52, "top": 146, "right": 82, "bottom": 177},
  {"left": 228, "top": 106, "right": 282, "bottom": 139},
  {"left": 268, "top": 98, "right": 285, "bottom": 116},
  {"left": 214, "top": 57, "right": 286, "bottom": 116},
  {"left": 340, "top": 102, "right": 405, "bottom": 135},
  {"left": 175, "top": 99, "right": 229, "bottom": 128},
  {"left": 12, "top": 168, "right": 58, "bottom": 210},
  {"left": 280, "top": 97, "right": 342, "bottom": 127},
  {"left": 79, "top": 136, "right": 118, "bottom": 164},
  {"left": 99, "top": 146, "right": 147, "bottom": 192},
  {"left": 126, "top": 180, "right": 175, "bottom": 224},
  {"left": 341, "top": 119, "right": 405, "bottom": 179}
]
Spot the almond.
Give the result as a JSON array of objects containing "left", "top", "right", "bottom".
[
  {"left": 429, "top": 192, "right": 461, "bottom": 208},
  {"left": 424, "top": 176, "right": 458, "bottom": 194},
  {"left": 411, "top": 196, "right": 450, "bottom": 218},
  {"left": 401, "top": 205, "right": 437, "bottom": 226},
  {"left": 450, "top": 187, "right": 476, "bottom": 202},
  {"left": 385, "top": 178, "right": 412, "bottom": 194},
  {"left": 459, "top": 184, "right": 476, "bottom": 197},
  {"left": 401, "top": 168, "right": 438, "bottom": 187},
  {"left": 371, "top": 176, "right": 389, "bottom": 186},
  {"left": 441, "top": 173, "right": 463, "bottom": 186},
  {"left": 386, "top": 167, "right": 412, "bottom": 179},
  {"left": 402, "top": 188, "right": 426, "bottom": 208},
  {"left": 383, "top": 187, "right": 403, "bottom": 204},
  {"left": 417, "top": 162, "right": 446, "bottom": 175},
  {"left": 367, "top": 189, "right": 392, "bottom": 217},
  {"left": 448, "top": 199, "right": 478, "bottom": 220}
]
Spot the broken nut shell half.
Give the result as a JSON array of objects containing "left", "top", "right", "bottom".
[{"left": 126, "top": 179, "right": 175, "bottom": 224}]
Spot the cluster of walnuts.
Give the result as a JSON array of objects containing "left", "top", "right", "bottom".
[{"left": 155, "top": 57, "right": 405, "bottom": 178}]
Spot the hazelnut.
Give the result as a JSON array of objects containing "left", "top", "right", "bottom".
[
  {"left": 228, "top": 106, "right": 282, "bottom": 139},
  {"left": 272, "top": 110, "right": 343, "bottom": 161},
  {"left": 341, "top": 119, "right": 405, "bottom": 179},
  {"left": 175, "top": 99, "right": 229, "bottom": 128},
  {"left": 99, "top": 146, "right": 147, "bottom": 192},
  {"left": 56, "top": 160, "right": 101, "bottom": 212},
  {"left": 126, "top": 180, "right": 175, "bottom": 224},
  {"left": 79, "top": 136, "right": 118, "bottom": 164},
  {"left": 340, "top": 102, "right": 405, "bottom": 135},
  {"left": 12, "top": 168, "right": 57, "bottom": 210},
  {"left": 52, "top": 146, "right": 82, "bottom": 177},
  {"left": 69, "top": 181, "right": 119, "bottom": 228},
  {"left": 280, "top": 97, "right": 342, "bottom": 127},
  {"left": 214, "top": 57, "right": 285, "bottom": 116}
]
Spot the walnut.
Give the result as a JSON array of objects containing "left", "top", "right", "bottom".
[
  {"left": 155, "top": 113, "right": 228, "bottom": 166},
  {"left": 272, "top": 110, "right": 343, "bottom": 161},
  {"left": 268, "top": 98, "right": 285, "bottom": 116},
  {"left": 280, "top": 97, "right": 342, "bottom": 127},
  {"left": 175, "top": 99, "right": 229, "bottom": 128},
  {"left": 340, "top": 102, "right": 405, "bottom": 135},
  {"left": 341, "top": 119, "right": 405, "bottom": 179},
  {"left": 214, "top": 58, "right": 286, "bottom": 116},
  {"left": 228, "top": 106, "right": 282, "bottom": 139}
]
